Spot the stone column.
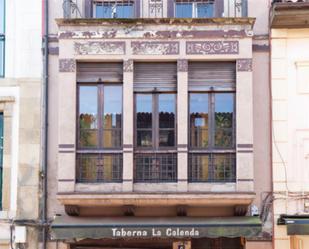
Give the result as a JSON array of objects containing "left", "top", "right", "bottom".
[
  {"left": 236, "top": 59, "right": 254, "bottom": 192},
  {"left": 58, "top": 58, "right": 77, "bottom": 193},
  {"left": 122, "top": 59, "right": 134, "bottom": 192},
  {"left": 177, "top": 59, "right": 188, "bottom": 192}
]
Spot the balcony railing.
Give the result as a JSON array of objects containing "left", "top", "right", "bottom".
[
  {"left": 76, "top": 153, "right": 123, "bottom": 183},
  {"left": 62, "top": 0, "right": 248, "bottom": 19},
  {"left": 188, "top": 153, "right": 236, "bottom": 182},
  {"left": 134, "top": 153, "right": 177, "bottom": 182}
]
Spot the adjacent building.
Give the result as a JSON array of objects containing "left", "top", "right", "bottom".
[
  {"left": 47, "top": 1, "right": 272, "bottom": 249},
  {"left": 0, "top": 0, "right": 42, "bottom": 248},
  {"left": 270, "top": 0, "right": 309, "bottom": 248}
]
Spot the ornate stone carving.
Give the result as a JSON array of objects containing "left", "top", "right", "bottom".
[
  {"left": 237, "top": 59, "right": 253, "bottom": 72},
  {"left": 131, "top": 41, "right": 179, "bottom": 55},
  {"left": 186, "top": 41, "right": 239, "bottom": 55},
  {"left": 123, "top": 59, "right": 133, "bottom": 73},
  {"left": 74, "top": 41, "right": 125, "bottom": 55},
  {"left": 59, "top": 59, "right": 76, "bottom": 73},
  {"left": 177, "top": 59, "right": 188, "bottom": 72}
]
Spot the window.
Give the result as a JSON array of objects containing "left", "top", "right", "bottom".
[
  {"left": 0, "top": 113, "right": 3, "bottom": 209},
  {"left": 77, "top": 84, "right": 123, "bottom": 183},
  {"left": 189, "top": 92, "right": 235, "bottom": 182},
  {"left": 134, "top": 93, "right": 177, "bottom": 182},
  {"left": 175, "top": 0, "right": 214, "bottom": 18},
  {"left": 94, "top": 1, "right": 134, "bottom": 18},
  {"left": 0, "top": 0, "right": 4, "bottom": 77}
]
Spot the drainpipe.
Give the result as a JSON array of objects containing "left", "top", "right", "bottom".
[{"left": 42, "top": 0, "right": 49, "bottom": 248}]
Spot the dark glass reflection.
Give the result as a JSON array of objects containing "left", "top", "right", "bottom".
[
  {"left": 159, "top": 94, "right": 176, "bottom": 147},
  {"left": 190, "top": 93, "right": 209, "bottom": 148},
  {"left": 136, "top": 94, "right": 152, "bottom": 147},
  {"left": 79, "top": 86, "right": 98, "bottom": 148},
  {"left": 215, "top": 93, "right": 234, "bottom": 148}
]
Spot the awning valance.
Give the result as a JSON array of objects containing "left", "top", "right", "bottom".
[
  {"left": 278, "top": 216, "right": 309, "bottom": 235},
  {"left": 50, "top": 216, "right": 262, "bottom": 240}
]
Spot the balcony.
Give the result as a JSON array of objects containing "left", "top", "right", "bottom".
[
  {"left": 271, "top": 0, "right": 309, "bottom": 28},
  {"left": 62, "top": 0, "right": 248, "bottom": 19}
]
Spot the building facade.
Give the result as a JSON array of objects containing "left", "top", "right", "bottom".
[
  {"left": 271, "top": 0, "right": 309, "bottom": 248},
  {"left": 0, "top": 0, "right": 42, "bottom": 248},
  {"left": 47, "top": 1, "right": 272, "bottom": 249}
]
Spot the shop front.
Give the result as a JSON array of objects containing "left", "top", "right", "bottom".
[{"left": 51, "top": 216, "right": 261, "bottom": 249}]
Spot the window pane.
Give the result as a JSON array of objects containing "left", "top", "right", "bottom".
[
  {"left": 190, "top": 93, "right": 209, "bottom": 148},
  {"left": 197, "top": 3, "right": 214, "bottom": 18},
  {"left": 159, "top": 94, "right": 175, "bottom": 129},
  {"left": 189, "top": 154, "right": 209, "bottom": 182},
  {"left": 159, "top": 130, "right": 175, "bottom": 147},
  {"left": 79, "top": 86, "right": 98, "bottom": 148},
  {"left": 0, "top": 38, "right": 4, "bottom": 77},
  {"left": 96, "top": 3, "right": 112, "bottom": 18},
  {"left": 103, "top": 86, "right": 122, "bottom": 129},
  {"left": 136, "top": 94, "right": 152, "bottom": 129},
  {"left": 137, "top": 130, "right": 152, "bottom": 147},
  {"left": 116, "top": 4, "right": 134, "bottom": 18},
  {"left": 0, "top": 0, "right": 4, "bottom": 34},
  {"left": 175, "top": 3, "right": 192, "bottom": 18},
  {"left": 103, "top": 130, "right": 122, "bottom": 148},
  {"left": 213, "top": 154, "right": 236, "bottom": 182},
  {"left": 215, "top": 93, "right": 234, "bottom": 148}
]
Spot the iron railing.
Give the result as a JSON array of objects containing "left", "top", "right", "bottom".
[
  {"left": 62, "top": 0, "right": 248, "bottom": 19},
  {"left": 188, "top": 153, "right": 236, "bottom": 182},
  {"left": 134, "top": 153, "right": 177, "bottom": 182},
  {"left": 76, "top": 153, "right": 123, "bottom": 183}
]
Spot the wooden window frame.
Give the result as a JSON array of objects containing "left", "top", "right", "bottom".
[
  {"left": 189, "top": 90, "right": 236, "bottom": 153},
  {"left": 134, "top": 91, "right": 177, "bottom": 153},
  {"left": 77, "top": 83, "right": 123, "bottom": 152}
]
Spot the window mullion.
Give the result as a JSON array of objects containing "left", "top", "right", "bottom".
[
  {"left": 210, "top": 92, "right": 215, "bottom": 150},
  {"left": 98, "top": 84, "right": 104, "bottom": 149},
  {"left": 153, "top": 94, "right": 158, "bottom": 151}
]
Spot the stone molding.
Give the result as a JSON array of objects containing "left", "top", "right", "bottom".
[
  {"left": 131, "top": 41, "right": 179, "bottom": 55},
  {"left": 123, "top": 59, "right": 134, "bottom": 73},
  {"left": 177, "top": 59, "right": 188, "bottom": 72},
  {"left": 186, "top": 41, "right": 239, "bottom": 55},
  {"left": 59, "top": 59, "right": 76, "bottom": 73},
  {"left": 74, "top": 41, "right": 125, "bottom": 55},
  {"left": 237, "top": 59, "right": 253, "bottom": 72}
]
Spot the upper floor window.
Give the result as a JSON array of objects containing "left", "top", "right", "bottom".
[
  {"left": 188, "top": 62, "right": 236, "bottom": 183},
  {"left": 78, "top": 84, "right": 122, "bottom": 149},
  {"left": 0, "top": 0, "right": 5, "bottom": 77},
  {"left": 175, "top": 0, "right": 214, "bottom": 18},
  {"left": 94, "top": 1, "right": 134, "bottom": 18},
  {"left": 76, "top": 63, "right": 123, "bottom": 183}
]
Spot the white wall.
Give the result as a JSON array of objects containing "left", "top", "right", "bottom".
[{"left": 5, "top": 0, "right": 42, "bottom": 78}]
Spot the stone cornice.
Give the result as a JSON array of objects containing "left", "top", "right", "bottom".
[{"left": 56, "top": 17, "right": 255, "bottom": 29}]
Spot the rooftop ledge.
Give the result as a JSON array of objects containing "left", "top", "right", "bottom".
[
  {"left": 57, "top": 192, "right": 256, "bottom": 207},
  {"left": 271, "top": 2, "right": 309, "bottom": 28},
  {"left": 56, "top": 17, "right": 256, "bottom": 28}
]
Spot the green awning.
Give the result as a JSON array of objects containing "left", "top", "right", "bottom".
[
  {"left": 285, "top": 218, "right": 309, "bottom": 235},
  {"left": 50, "top": 216, "right": 262, "bottom": 240}
]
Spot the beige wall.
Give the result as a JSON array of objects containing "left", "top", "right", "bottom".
[{"left": 272, "top": 28, "right": 309, "bottom": 249}]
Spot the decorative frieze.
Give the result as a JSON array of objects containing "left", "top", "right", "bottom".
[
  {"left": 237, "top": 59, "right": 253, "bottom": 72},
  {"left": 59, "top": 59, "right": 76, "bottom": 73},
  {"left": 74, "top": 41, "right": 126, "bottom": 55},
  {"left": 123, "top": 59, "right": 134, "bottom": 73},
  {"left": 186, "top": 41, "right": 239, "bottom": 55},
  {"left": 131, "top": 41, "right": 179, "bottom": 55},
  {"left": 177, "top": 59, "right": 188, "bottom": 72}
]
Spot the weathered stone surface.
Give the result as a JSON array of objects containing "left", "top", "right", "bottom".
[
  {"left": 59, "top": 59, "right": 76, "bottom": 72},
  {"left": 74, "top": 41, "right": 125, "bottom": 55},
  {"left": 186, "top": 41, "right": 239, "bottom": 55},
  {"left": 237, "top": 59, "right": 253, "bottom": 72},
  {"left": 131, "top": 41, "right": 179, "bottom": 55}
]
